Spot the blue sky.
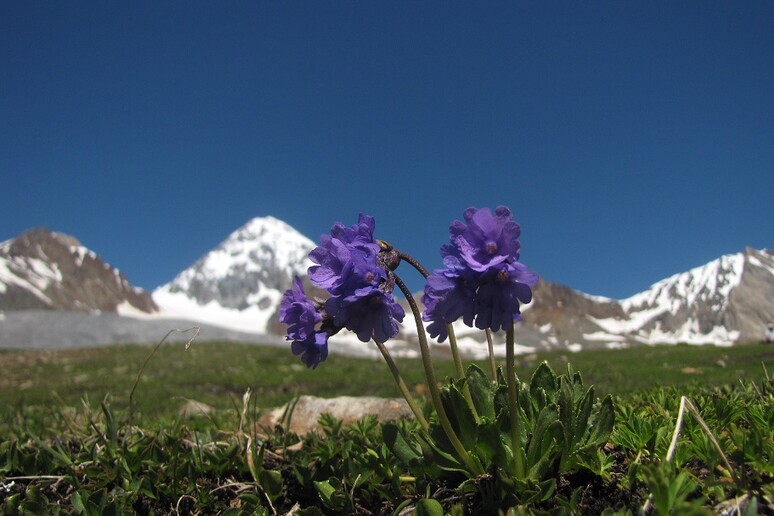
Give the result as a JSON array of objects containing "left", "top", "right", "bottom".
[{"left": 2, "top": 2, "right": 772, "bottom": 299}]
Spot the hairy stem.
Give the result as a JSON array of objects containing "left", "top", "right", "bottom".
[
  {"left": 394, "top": 273, "right": 482, "bottom": 475},
  {"left": 446, "top": 324, "right": 480, "bottom": 421},
  {"left": 485, "top": 329, "right": 497, "bottom": 381},
  {"left": 398, "top": 251, "right": 429, "bottom": 278},
  {"left": 375, "top": 340, "right": 429, "bottom": 431}
]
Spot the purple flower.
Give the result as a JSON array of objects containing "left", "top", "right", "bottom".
[
  {"left": 472, "top": 262, "right": 538, "bottom": 332},
  {"left": 280, "top": 277, "right": 322, "bottom": 342},
  {"left": 326, "top": 287, "right": 405, "bottom": 344},
  {"left": 329, "top": 213, "right": 378, "bottom": 250},
  {"left": 421, "top": 267, "right": 476, "bottom": 342},
  {"left": 422, "top": 206, "right": 538, "bottom": 341},
  {"left": 279, "top": 277, "right": 329, "bottom": 369},
  {"left": 448, "top": 206, "right": 522, "bottom": 271},
  {"left": 290, "top": 334, "right": 329, "bottom": 369},
  {"left": 308, "top": 214, "right": 381, "bottom": 296},
  {"left": 304, "top": 214, "right": 404, "bottom": 346}
]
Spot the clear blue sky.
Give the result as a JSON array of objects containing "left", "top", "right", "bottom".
[{"left": 2, "top": 2, "right": 772, "bottom": 299}]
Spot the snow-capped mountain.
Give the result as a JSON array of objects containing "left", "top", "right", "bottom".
[
  {"left": 418, "top": 248, "right": 774, "bottom": 355},
  {"left": 588, "top": 247, "right": 774, "bottom": 346},
  {"left": 152, "top": 216, "right": 315, "bottom": 333},
  {"left": 2, "top": 218, "right": 771, "bottom": 356},
  {"left": 143, "top": 214, "right": 774, "bottom": 350},
  {"left": 0, "top": 228, "right": 157, "bottom": 314}
]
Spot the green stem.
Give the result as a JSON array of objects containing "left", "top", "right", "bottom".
[
  {"left": 393, "top": 273, "right": 482, "bottom": 476},
  {"left": 446, "top": 324, "right": 479, "bottom": 422},
  {"left": 485, "top": 329, "right": 497, "bottom": 381},
  {"left": 506, "top": 322, "right": 525, "bottom": 478},
  {"left": 374, "top": 340, "right": 429, "bottom": 431},
  {"left": 445, "top": 325, "right": 466, "bottom": 380},
  {"left": 396, "top": 249, "right": 479, "bottom": 420}
]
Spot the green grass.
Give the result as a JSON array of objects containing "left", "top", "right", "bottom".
[
  {"left": 1, "top": 340, "right": 772, "bottom": 514},
  {"left": 1, "top": 340, "right": 771, "bottom": 422}
]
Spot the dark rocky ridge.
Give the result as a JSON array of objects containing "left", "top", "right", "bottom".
[{"left": 0, "top": 228, "right": 157, "bottom": 314}]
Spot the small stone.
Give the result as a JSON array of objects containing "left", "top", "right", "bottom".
[
  {"left": 179, "top": 400, "right": 215, "bottom": 418},
  {"left": 258, "top": 395, "right": 414, "bottom": 436}
]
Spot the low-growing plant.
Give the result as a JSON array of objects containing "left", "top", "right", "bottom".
[{"left": 275, "top": 207, "right": 621, "bottom": 511}]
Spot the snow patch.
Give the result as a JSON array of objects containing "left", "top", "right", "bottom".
[
  {"left": 587, "top": 308, "right": 663, "bottom": 335},
  {"left": 635, "top": 319, "right": 739, "bottom": 346},
  {"left": 622, "top": 253, "right": 744, "bottom": 313},
  {"left": 116, "top": 301, "right": 159, "bottom": 319},
  {"left": 0, "top": 256, "right": 56, "bottom": 302},
  {"left": 70, "top": 245, "right": 98, "bottom": 267},
  {"left": 582, "top": 331, "right": 627, "bottom": 342},
  {"left": 152, "top": 289, "right": 277, "bottom": 334}
]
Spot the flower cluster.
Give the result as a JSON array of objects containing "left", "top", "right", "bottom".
[
  {"left": 422, "top": 206, "right": 538, "bottom": 341},
  {"left": 279, "top": 206, "right": 548, "bottom": 486},
  {"left": 278, "top": 277, "right": 329, "bottom": 368},
  {"left": 279, "top": 214, "right": 405, "bottom": 368}
]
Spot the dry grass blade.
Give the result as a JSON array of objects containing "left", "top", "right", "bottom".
[
  {"left": 128, "top": 326, "right": 200, "bottom": 423},
  {"left": 643, "top": 395, "right": 738, "bottom": 513}
]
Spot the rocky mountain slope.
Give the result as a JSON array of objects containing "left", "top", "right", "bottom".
[
  {"left": 608, "top": 247, "right": 773, "bottom": 345},
  {"left": 1, "top": 220, "right": 771, "bottom": 355},
  {"left": 0, "top": 228, "right": 156, "bottom": 314},
  {"left": 513, "top": 248, "right": 773, "bottom": 350}
]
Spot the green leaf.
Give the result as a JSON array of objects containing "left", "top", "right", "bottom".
[
  {"left": 494, "top": 383, "right": 510, "bottom": 422},
  {"left": 742, "top": 496, "right": 759, "bottom": 516},
  {"left": 475, "top": 418, "right": 514, "bottom": 475},
  {"left": 415, "top": 498, "right": 445, "bottom": 516},
  {"left": 575, "top": 387, "right": 594, "bottom": 440},
  {"left": 314, "top": 479, "right": 335, "bottom": 502},
  {"left": 382, "top": 423, "right": 422, "bottom": 466},
  {"left": 440, "top": 381, "right": 478, "bottom": 451},
  {"left": 530, "top": 362, "right": 557, "bottom": 402},
  {"left": 525, "top": 406, "right": 562, "bottom": 479},
  {"left": 558, "top": 380, "right": 575, "bottom": 449},
  {"left": 466, "top": 364, "right": 495, "bottom": 420},
  {"left": 259, "top": 469, "right": 283, "bottom": 501},
  {"left": 587, "top": 395, "right": 615, "bottom": 447},
  {"left": 71, "top": 491, "right": 86, "bottom": 514},
  {"left": 418, "top": 431, "right": 468, "bottom": 474},
  {"left": 313, "top": 479, "right": 347, "bottom": 511}
]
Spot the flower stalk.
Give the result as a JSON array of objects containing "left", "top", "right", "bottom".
[
  {"left": 445, "top": 323, "right": 480, "bottom": 421},
  {"left": 485, "top": 329, "right": 497, "bottom": 381},
  {"left": 374, "top": 339, "right": 429, "bottom": 431},
  {"left": 394, "top": 273, "right": 483, "bottom": 476},
  {"left": 395, "top": 246, "right": 478, "bottom": 418}
]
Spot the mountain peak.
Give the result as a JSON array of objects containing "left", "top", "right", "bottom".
[
  {"left": 621, "top": 252, "right": 745, "bottom": 313},
  {"left": 589, "top": 249, "right": 773, "bottom": 345},
  {"left": 153, "top": 216, "right": 316, "bottom": 333},
  {"left": 0, "top": 227, "right": 157, "bottom": 314}
]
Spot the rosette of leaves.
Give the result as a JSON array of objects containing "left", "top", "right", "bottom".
[{"left": 384, "top": 361, "right": 615, "bottom": 507}]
